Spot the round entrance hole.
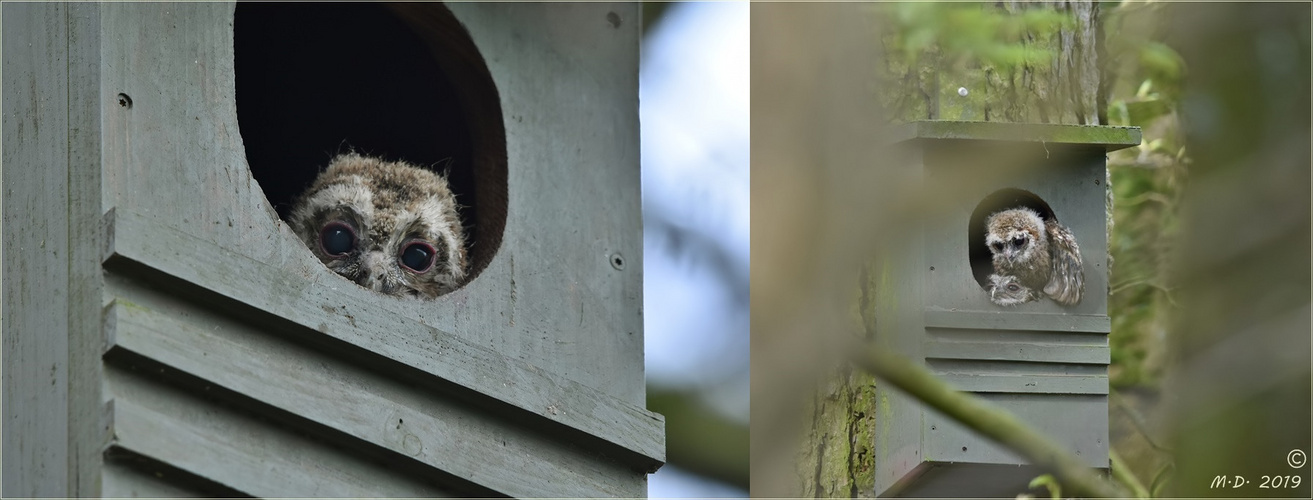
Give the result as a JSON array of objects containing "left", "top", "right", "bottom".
[
  {"left": 967, "top": 189, "right": 1057, "bottom": 289},
  {"left": 235, "top": 2, "right": 507, "bottom": 287}
]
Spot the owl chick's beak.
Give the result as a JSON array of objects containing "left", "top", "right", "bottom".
[{"left": 359, "top": 250, "right": 402, "bottom": 295}]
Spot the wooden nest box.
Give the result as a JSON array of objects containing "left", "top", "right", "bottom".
[
  {"left": 873, "top": 121, "right": 1140, "bottom": 497},
  {"left": 3, "top": 3, "right": 662, "bottom": 497}
]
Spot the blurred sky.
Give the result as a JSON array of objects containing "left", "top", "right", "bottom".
[{"left": 640, "top": 1, "right": 749, "bottom": 498}]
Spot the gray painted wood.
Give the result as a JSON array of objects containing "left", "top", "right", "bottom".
[
  {"left": 873, "top": 123, "right": 1126, "bottom": 495},
  {"left": 103, "top": 297, "right": 644, "bottom": 497},
  {"left": 6, "top": 3, "right": 659, "bottom": 494},
  {"left": 926, "top": 327, "right": 1108, "bottom": 346},
  {"left": 922, "top": 151, "right": 1112, "bottom": 318},
  {"left": 98, "top": 1, "right": 648, "bottom": 406},
  {"left": 924, "top": 394, "right": 1110, "bottom": 468},
  {"left": 924, "top": 310, "right": 1111, "bottom": 333},
  {"left": 2, "top": 4, "right": 72, "bottom": 496},
  {"left": 102, "top": 460, "right": 210, "bottom": 499},
  {"left": 931, "top": 374, "right": 1108, "bottom": 395},
  {"left": 433, "top": 3, "right": 647, "bottom": 403},
  {"left": 104, "top": 209, "right": 663, "bottom": 469},
  {"left": 67, "top": 3, "right": 108, "bottom": 496},
  {"left": 924, "top": 339, "right": 1109, "bottom": 365},
  {"left": 105, "top": 377, "right": 459, "bottom": 498}
]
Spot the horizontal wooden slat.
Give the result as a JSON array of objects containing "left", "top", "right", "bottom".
[
  {"left": 102, "top": 459, "right": 212, "bottom": 499},
  {"left": 925, "top": 340, "right": 1109, "bottom": 365},
  {"left": 893, "top": 121, "right": 1142, "bottom": 151},
  {"left": 101, "top": 208, "right": 664, "bottom": 468},
  {"left": 105, "top": 300, "right": 640, "bottom": 497},
  {"left": 106, "top": 396, "right": 453, "bottom": 498},
  {"left": 924, "top": 309, "right": 1110, "bottom": 333},
  {"left": 934, "top": 374, "right": 1108, "bottom": 395}
]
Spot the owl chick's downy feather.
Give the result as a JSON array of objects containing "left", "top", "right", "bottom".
[
  {"left": 984, "top": 207, "right": 1084, "bottom": 306},
  {"left": 289, "top": 153, "right": 467, "bottom": 299}
]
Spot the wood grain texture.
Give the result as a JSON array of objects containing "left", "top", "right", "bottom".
[
  {"left": 104, "top": 298, "right": 644, "bottom": 497},
  {"left": 925, "top": 339, "right": 1109, "bottom": 365},
  {"left": 102, "top": 460, "right": 211, "bottom": 498},
  {"left": 932, "top": 374, "right": 1108, "bottom": 395},
  {"left": 104, "top": 380, "right": 460, "bottom": 498},
  {"left": 97, "top": 1, "right": 649, "bottom": 406},
  {"left": 66, "top": 3, "right": 108, "bottom": 495},
  {"left": 103, "top": 209, "right": 663, "bottom": 469},
  {"left": 2, "top": 3, "right": 71, "bottom": 496},
  {"left": 924, "top": 310, "right": 1111, "bottom": 333}
]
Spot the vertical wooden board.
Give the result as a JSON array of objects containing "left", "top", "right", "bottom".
[
  {"left": 872, "top": 226, "right": 929, "bottom": 495},
  {"left": 99, "top": 2, "right": 281, "bottom": 262},
  {"left": 66, "top": 3, "right": 106, "bottom": 495},
  {"left": 433, "top": 3, "right": 645, "bottom": 404},
  {"left": 1, "top": 3, "right": 71, "bottom": 496}
]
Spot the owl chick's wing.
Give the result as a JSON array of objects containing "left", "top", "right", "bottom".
[{"left": 1042, "top": 220, "right": 1084, "bottom": 306}]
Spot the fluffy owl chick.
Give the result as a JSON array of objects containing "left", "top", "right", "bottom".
[
  {"left": 984, "top": 207, "right": 1084, "bottom": 306},
  {"left": 289, "top": 153, "right": 467, "bottom": 299},
  {"left": 986, "top": 274, "right": 1039, "bottom": 306}
]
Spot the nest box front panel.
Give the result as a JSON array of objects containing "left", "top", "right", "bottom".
[
  {"left": 923, "top": 145, "right": 1110, "bottom": 318},
  {"left": 94, "top": 3, "right": 659, "bottom": 497}
]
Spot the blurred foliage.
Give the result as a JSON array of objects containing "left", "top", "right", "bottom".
[
  {"left": 1101, "top": 2, "right": 1190, "bottom": 492},
  {"left": 1103, "top": 1, "right": 1187, "bottom": 391},
  {"left": 1158, "top": 3, "right": 1309, "bottom": 497},
  {"left": 876, "top": 2, "right": 1098, "bottom": 123},
  {"left": 647, "top": 388, "right": 749, "bottom": 490}
]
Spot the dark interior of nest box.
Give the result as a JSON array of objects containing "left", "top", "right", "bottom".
[
  {"left": 235, "top": 2, "right": 507, "bottom": 284},
  {"left": 967, "top": 188, "right": 1057, "bottom": 289}
]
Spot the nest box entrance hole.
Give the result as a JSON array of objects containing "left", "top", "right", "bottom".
[
  {"left": 235, "top": 2, "right": 507, "bottom": 285},
  {"left": 967, "top": 188, "right": 1056, "bottom": 289}
]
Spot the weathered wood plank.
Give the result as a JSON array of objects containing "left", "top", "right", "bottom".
[
  {"left": 924, "top": 309, "right": 1110, "bottom": 333},
  {"left": 105, "top": 380, "right": 459, "bottom": 498},
  {"left": 67, "top": 3, "right": 107, "bottom": 496},
  {"left": 933, "top": 374, "right": 1108, "bottom": 395},
  {"left": 1, "top": 3, "right": 71, "bottom": 496},
  {"left": 102, "top": 208, "right": 665, "bottom": 469},
  {"left": 102, "top": 460, "right": 211, "bottom": 499},
  {"left": 105, "top": 299, "right": 643, "bottom": 497},
  {"left": 926, "top": 327, "right": 1107, "bottom": 346},
  {"left": 437, "top": 3, "right": 647, "bottom": 403},
  {"left": 893, "top": 121, "right": 1141, "bottom": 150},
  {"left": 925, "top": 340, "right": 1109, "bottom": 365}
]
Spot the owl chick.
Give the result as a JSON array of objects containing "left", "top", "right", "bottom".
[
  {"left": 289, "top": 153, "right": 467, "bottom": 299},
  {"left": 985, "top": 273, "right": 1039, "bottom": 306},
  {"left": 984, "top": 207, "right": 1084, "bottom": 306}
]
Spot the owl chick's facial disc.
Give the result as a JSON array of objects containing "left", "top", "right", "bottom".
[
  {"left": 289, "top": 153, "right": 468, "bottom": 299},
  {"left": 985, "top": 207, "right": 1045, "bottom": 264}
]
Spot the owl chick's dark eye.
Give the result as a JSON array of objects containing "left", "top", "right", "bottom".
[
  {"left": 400, "top": 241, "right": 437, "bottom": 273},
  {"left": 989, "top": 242, "right": 1003, "bottom": 253},
  {"left": 1007, "top": 284, "right": 1021, "bottom": 292},
  {"left": 319, "top": 221, "right": 357, "bottom": 257},
  {"left": 1010, "top": 236, "right": 1027, "bottom": 248}
]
